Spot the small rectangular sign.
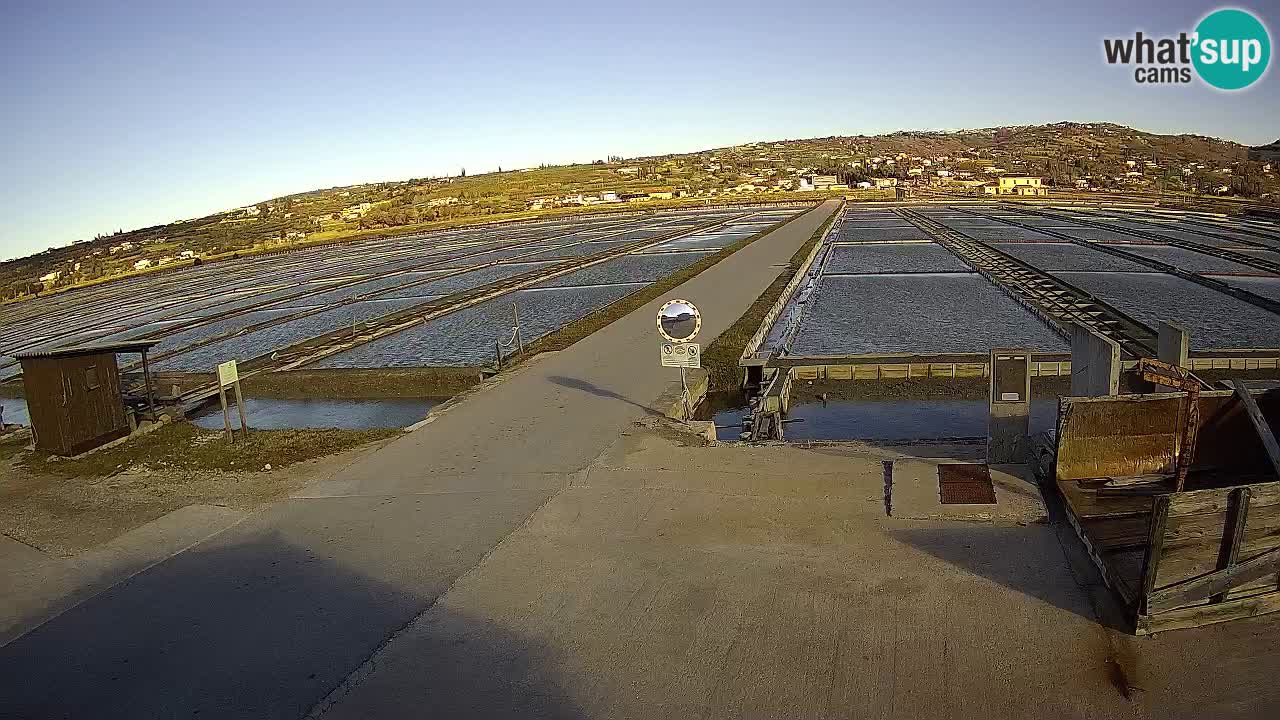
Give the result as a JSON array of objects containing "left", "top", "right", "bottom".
[
  {"left": 216, "top": 359, "right": 239, "bottom": 387},
  {"left": 660, "top": 342, "right": 701, "bottom": 369}
]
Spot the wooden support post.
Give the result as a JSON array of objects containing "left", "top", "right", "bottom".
[
  {"left": 512, "top": 303, "right": 524, "bottom": 355},
  {"left": 218, "top": 384, "right": 234, "bottom": 444},
  {"left": 1212, "top": 487, "right": 1251, "bottom": 604},
  {"left": 233, "top": 379, "right": 249, "bottom": 442},
  {"left": 140, "top": 349, "right": 157, "bottom": 422},
  {"left": 1138, "top": 495, "right": 1171, "bottom": 616},
  {"left": 1158, "top": 321, "right": 1190, "bottom": 369},
  {"left": 1176, "top": 387, "right": 1199, "bottom": 493},
  {"left": 1232, "top": 380, "right": 1280, "bottom": 480}
]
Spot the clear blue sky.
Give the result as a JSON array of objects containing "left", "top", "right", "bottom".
[{"left": 2, "top": 0, "right": 1276, "bottom": 260}]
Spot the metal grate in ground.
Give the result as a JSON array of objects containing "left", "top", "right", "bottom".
[{"left": 938, "top": 463, "right": 997, "bottom": 504}]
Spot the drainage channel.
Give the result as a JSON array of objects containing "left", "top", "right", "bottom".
[
  {"left": 190, "top": 396, "right": 444, "bottom": 431},
  {"left": 699, "top": 390, "right": 1060, "bottom": 442}
]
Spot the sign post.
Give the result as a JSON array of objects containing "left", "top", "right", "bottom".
[
  {"left": 657, "top": 299, "right": 703, "bottom": 419},
  {"left": 216, "top": 360, "right": 249, "bottom": 444}
]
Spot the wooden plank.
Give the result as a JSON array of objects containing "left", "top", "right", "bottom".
[
  {"left": 1055, "top": 481, "right": 1136, "bottom": 608},
  {"left": 1233, "top": 381, "right": 1280, "bottom": 479},
  {"left": 1057, "top": 480, "right": 1154, "bottom": 519},
  {"left": 1138, "top": 495, "right": 1171, "bottom": 614},
  {"left": 1081, "top": 508, "right": 1279, "bottom": 560},
  {"left": 1054, "top": 389, "right": 1280, "bottom": 483},
  {"left": 1103, "top": 549, "right": 1145, "bottom": 603},
  {"left": 1147, "top": 546, "right": 1280, "bottom": 614},
  {"left": 1212, "top": 487, "right": 1251, "bottom": 603},
  {"left": 1152, "top": 523, "right": 1280, "bottom": 591},
  {"left": 1055, "top": 395, "right": 1185, "bottom": 481},
  {"left": 1167, "top": 481, "right": 1280, "bottom": 518},
  {"left": 1137, "top": 587, "right": 1280, "bottom": 634},
  {"left": 1080, "top": 515, "right": 1152, "bottom": 551}
]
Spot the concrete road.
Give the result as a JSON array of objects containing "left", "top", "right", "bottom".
[
  {"left": 0, "top": 200, "right": 841, "bottom": 720},
  {"left": 317, "top": 423, "right": 1280, "bottom": 720}
]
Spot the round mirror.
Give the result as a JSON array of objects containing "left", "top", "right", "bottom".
[{"left": 657, "top": 299, "right": 701, "bottom": 342}]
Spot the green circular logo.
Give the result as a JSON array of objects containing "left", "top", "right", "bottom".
[{"left": 1193, "top": 8, "right": 1271, "bottom": 90}]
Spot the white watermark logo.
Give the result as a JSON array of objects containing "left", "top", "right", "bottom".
[{"left": 1103, "top": 8, "right": 1270, "bottom": 90}]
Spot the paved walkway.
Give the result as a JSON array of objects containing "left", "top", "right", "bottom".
[
  {"left": 0, "top": 200, "right": 841, "bottom": 720},
  {"left": 315, "top": 426, "right": 1280, "bottom": 720}
]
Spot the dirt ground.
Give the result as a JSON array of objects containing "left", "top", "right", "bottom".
[{"left": 0, "top": 423, "right": 397, "bottom": 557}]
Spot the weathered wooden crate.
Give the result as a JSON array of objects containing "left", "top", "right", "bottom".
[{"left": 1053, "top": 388, "right": 1280, "bottom": 633}]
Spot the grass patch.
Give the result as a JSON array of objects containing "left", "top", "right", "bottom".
[
  {"left": 1, "top": 432, "right": 29, "bottom": 463},
  {"left": 20, "top": 422, "right": 397, "bottom": 478},
  {"left": 241, "top": 367, "right": 477, "bottom": 399},
  {"left": 700, "top": 207, "right": 840, "bottom": 391},
  {"left": 521, "top": 208, "right": 815, "bottom": 356}
]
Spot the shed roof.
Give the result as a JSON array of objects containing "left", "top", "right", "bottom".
[{"left": 13, "top": 340, "right": 161, "bottom": 360}]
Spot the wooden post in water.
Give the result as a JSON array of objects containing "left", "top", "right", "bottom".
[{"left": 140, "top": 349, "right": 158, "bottom": 422}]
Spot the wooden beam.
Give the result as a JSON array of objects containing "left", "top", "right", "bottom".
[
  {"left": 1138, "top": 495, "right": 1171, "bottom": 615},
  {"left": 1232, "top": 381, "right": 1280, "bottom": 480},
  {"left": 1147, "top": 546, "right": 1280, "bottom": 614},
  {"left": 1137, "top": 588, "right": 1280, "bottom": 634},
  {"left": 1212, "top": 487, "right": 1251, "bottom": 604}
]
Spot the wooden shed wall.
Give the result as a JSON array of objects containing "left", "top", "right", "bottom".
[{"left": 21, "top": 352, "right": 128, "bottom": 455}]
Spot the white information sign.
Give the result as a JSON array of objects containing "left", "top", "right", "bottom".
[
  {"left": 217, "top": 359, "right": 239, "bottom": 387},
  {"left": 660, "top": 342, "right": 701, "bottom": 369}
]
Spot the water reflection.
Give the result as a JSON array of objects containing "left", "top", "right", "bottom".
[{"left": 193, "top": 397, "right": 441, "bottom": 430}]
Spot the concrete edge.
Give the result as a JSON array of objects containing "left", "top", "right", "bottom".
[
  {"left": 649, "top": 368, "right": 717, "bottom": 443},
  {"left": 403, "top": 353, "right": 560, "bottom": 433}
]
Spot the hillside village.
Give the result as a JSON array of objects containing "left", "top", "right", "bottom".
[{"left": 4, "top": 122, "right": 1277, "bottom": 302}]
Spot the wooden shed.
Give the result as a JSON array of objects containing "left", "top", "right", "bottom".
[{"left": 14, "top": 340, "right": 159, "bottom": 456}]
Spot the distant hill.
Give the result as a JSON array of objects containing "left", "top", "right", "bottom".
[
  {"left": 3, "top": 121, "right": 1277, "bottom": 301},
  {"left": 1250, "top": 140, "right": 1280, "bottom": 163}
]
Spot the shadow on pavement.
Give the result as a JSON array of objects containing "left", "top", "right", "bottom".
[
  {"left": 548, "top": 374, "right": 661, "bottom": 416},
  {"left": 890, "top": 524, "right": 1107, "bottom": 625},
  {"left": 0, "top": 532, "right": 586, "bottom": 720}
]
